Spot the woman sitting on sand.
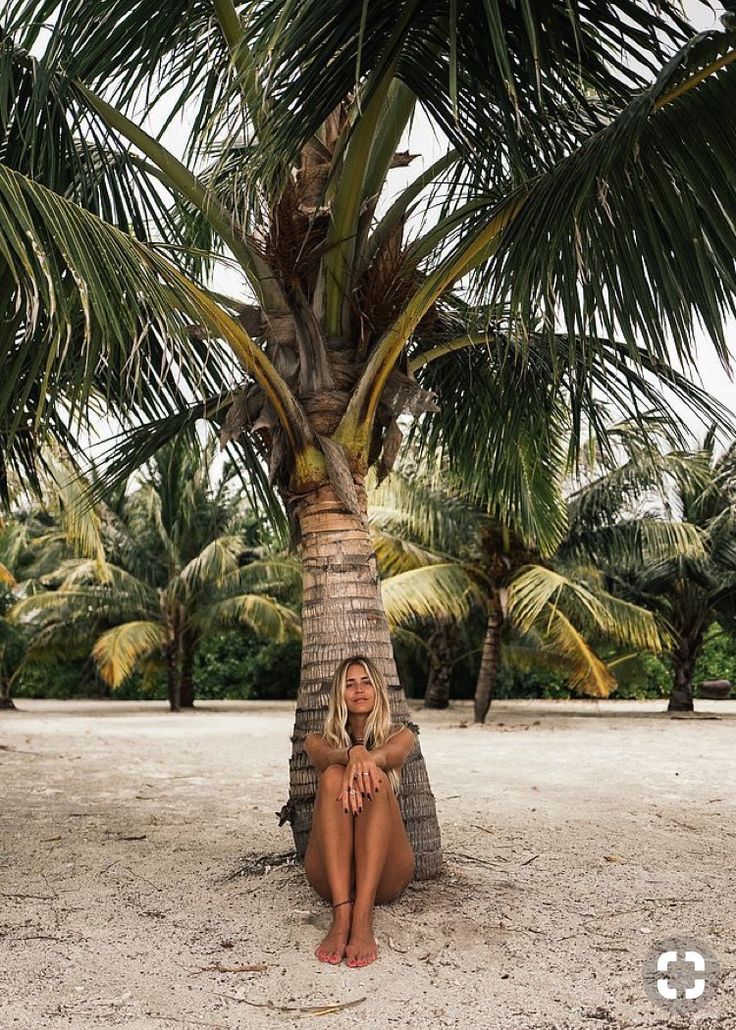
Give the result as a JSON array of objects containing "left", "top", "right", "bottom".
[{"left": 303, "top": 654, "right": 417, "bottom": 968}]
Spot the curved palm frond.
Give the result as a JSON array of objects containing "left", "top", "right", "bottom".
[
  {"left": 381, "top": 562, "right": 485, "bottom": 629},
  {"left": 215, "top": 556, "right": 303, "bottom": 598},
  {"left": 507, "top": 564, "right": 663, "bottom": 654},
  {"left": 367, "top": 464, "right": 485, "bottom": 554},
  {"left": 464, "top": 30, "right": 736, "bottom": 368},
  {"left": 173, "top": 535, "right": 244, "bottom": 598},
  {"left": 5, "top": 0, "right": 241, "bottom": 166},
  {"left": 226, "top": 0, "right": 696, "bottom": 192},
  {"left": 92, "top": 620, "right": 168, "bottom": 687},
  {"left": 561, "top": 518, "right": 705, "bottom": 569},
  {"left": 202, "top": 594, "right": 301, "bottom": 641},
  {"left": 371, "top": 526, "right": 447, "bottom": 577},
  {"left": 0, "top": 162, "right": 242, "bottom": 451}
]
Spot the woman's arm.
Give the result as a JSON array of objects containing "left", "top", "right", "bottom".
[
  {"left": 369, "top": 726, "right": 417, "bottom": 772},
  {"left": 304, "top": 733, "right": 351, "bottom": 773}
]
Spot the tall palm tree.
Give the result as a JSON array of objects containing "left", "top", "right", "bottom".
[
  {"left": 3, "top": 3, "right": 736, "bottom": 874},
  {"left": 587, "top": 432, "right": 736, "bottom": 712},
  {"left": 368, "top": 463, "right": 675, "bottom": 721},
  {"left": 10, "top": 435, "right": 301, "bottom": 709}
]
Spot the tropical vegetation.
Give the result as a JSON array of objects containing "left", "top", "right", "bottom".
[
  {"left": 8, "top": 434, "right": 301, "bottom": 710},
  {"left": 3, "top": 2, "right": 736, "bottom": 876}
]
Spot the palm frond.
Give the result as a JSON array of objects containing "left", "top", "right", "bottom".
[
  {"left": 232, "top": 0, "right": 697, "bottom": 192},
  {"left": 203, "top": 594, "right": 301, "bottom": 641},
  {"left": 381, "top": 562, "right": 485, "bottom": 629},
  {"left": 173, "top": 535, "right": 244, "bottom": 597},
  {"left": 409, "top": 338, "right": 569, "bottom": 552},
  {"left": 0, "top": 162, "right": 241, "bottom": 450},
  {"left": 92, "top": 620, "right": 168, "bottom": 687},
  {"left": 5, "top": 0, "right": 240, "bottom": 166},
  {"left": 371, "top": 527, "right": 447, "bottom": 577},
  {"left": 466, "top": 30, "right": 736, "bottom": 369},
  {"left": 508, "top": 564, "right": 662, "bottom": 653}
]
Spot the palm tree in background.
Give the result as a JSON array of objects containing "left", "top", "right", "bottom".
[
  {"left": 590, "top": 432, "right": 736, "bottom": 712},
  {"left": 3, "top": 3, "right": 736, "bottom": 874},
  {"left": 371, "top": 428, "right": 705, "bottom": 717},
  {"left": 10, "top": 434, "right": 301, "bottom": 710}
]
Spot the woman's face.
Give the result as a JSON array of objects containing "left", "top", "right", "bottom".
[{"left": 344, "top": 662, "right": 376, "bottom": 714}]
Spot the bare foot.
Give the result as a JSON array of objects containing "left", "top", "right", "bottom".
[
  {"left": 345, "top": 912, "right": 378, "bottom": 967},
  {"left": 315, "top": 902, "right": 353, "bottom": 964}
]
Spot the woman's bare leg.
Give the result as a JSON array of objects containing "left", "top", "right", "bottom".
[
  {"left": 346, "top": 776, "right": 415, "bottom": 968},
  {"left": 303, "top": 765, "right": 355, "bottom": 963}
]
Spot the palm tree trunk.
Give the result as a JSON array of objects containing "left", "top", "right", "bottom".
[
  {"left": 179, "top": 628, "right": 197, "bottom": 709},
  {"left": 473, "top": 593, "right": 504, "bottom": 723},
  {"left": 0, "top": 675, "right": 16, "bottom": 710},
  {"left": 668, "top": 634, "right": 699, "bottom": 712},
  {"left": 424, "top": 621, "right": 458, "bottom": 709},
  {"left": 279, "top": 476, "right": 442, "bottom": 879},
  {"left": 166, "top": 638, "right": 180, "bottom": 713}
]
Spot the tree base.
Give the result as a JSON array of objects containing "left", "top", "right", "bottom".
[
  {"left": 424, "top": 698, "right": 449, "bottom": 709},
  {"left": 0, "top": 697, "right": 17, "bottom": 710}
]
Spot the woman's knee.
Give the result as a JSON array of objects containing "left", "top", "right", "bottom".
[{"left": 317, "top": 764, "right": 345, "bottom": 789}]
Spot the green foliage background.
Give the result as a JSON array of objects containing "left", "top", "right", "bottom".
[{"left": 12, "top": 621, "right": 736, "bottom": 702}]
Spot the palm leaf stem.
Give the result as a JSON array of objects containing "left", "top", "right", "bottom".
[
  {"left": 409, "top": 331, "right": 501, "bottom": 372},
  {"left": 155, "top": 258, "right": 317, "bottom": 473},
  {"left": 334, "top": 190, "right": 526, "bottom": 458},
  {"left": 322, "top": 69, "right": 396, "bottom": 336},
  {"left": 322, "top": 0, "right": 421, "bottom": 335},
  {"left": 212, "top": 0, "right": 263, "bottom": 125},
  {"left": 655, "top": 48, "right": 736, "bottom": 108},
  {"left": 363, "top": 149, "right": 458, "bottom": 272}
]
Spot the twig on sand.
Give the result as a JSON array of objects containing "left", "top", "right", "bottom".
[
  {"left": 212, "top": 991, "right": 367, "bottom": 1015},
  {"left": 222, "top": 851, "right": 298, "bottom": 881},
  {"left": 190, "top": 963, "right": 269, "bottom": 974},
  {"left": 444, "top": 850, "right": 507, "bottom": 869},
  {"left": 153, "top": 1016, "right": 231, "bottom": 1029},
  {"left": 98, "top": 861, "right": 160, "bottom": 890}
]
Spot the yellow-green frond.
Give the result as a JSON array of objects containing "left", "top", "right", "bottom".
[
  {"left": 92, "top": 621, "right": 168, "bottom": 687},
  {"left": 205, "top": 595, "right": 301, "bottom": 641},
  {"left": 508, "top": 565, "right": 661, "bottom": 652},
  {"left": 381, "top": 563, "right": 485, "bottom": 629},
  {"left": 174, "top": 536, "right": 243, "bottom": 595}
]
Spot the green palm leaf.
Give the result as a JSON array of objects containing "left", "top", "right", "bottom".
[{"left": 466, "top": 30, "right": 736, "bottom": 364}]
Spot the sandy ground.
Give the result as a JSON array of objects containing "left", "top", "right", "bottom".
[{"left": 1, "top": 697, "right": 735, "bottom": 1030}]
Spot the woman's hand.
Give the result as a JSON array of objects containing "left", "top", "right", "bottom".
[{"left": 337, "top": 746, "right": 383, "bottom": 815}]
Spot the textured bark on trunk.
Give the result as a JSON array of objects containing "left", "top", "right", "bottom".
[
  {"left": 473, "top": 594, "right": 503, "bottom": 724},
  {"left": 424, "top": 622, "right": 459, "bottom": 709},
  {"left": 668, "top": 635, "right": 698, "bottom": 712},
  {"left": 279, "top": 478, "right": 443, "bottom": 879}
]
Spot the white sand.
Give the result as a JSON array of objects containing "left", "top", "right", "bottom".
[{"left": 1, "top": 697, "right": 735, "bottom": 1030}]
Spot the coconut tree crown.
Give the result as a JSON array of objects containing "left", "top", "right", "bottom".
[{"left": 1, "top": 1, "right": 736, "bottom": 539}]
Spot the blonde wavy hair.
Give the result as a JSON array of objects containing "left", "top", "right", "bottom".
[{"left": 321, "top": 655, "right": 402, "bottom": 796}]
